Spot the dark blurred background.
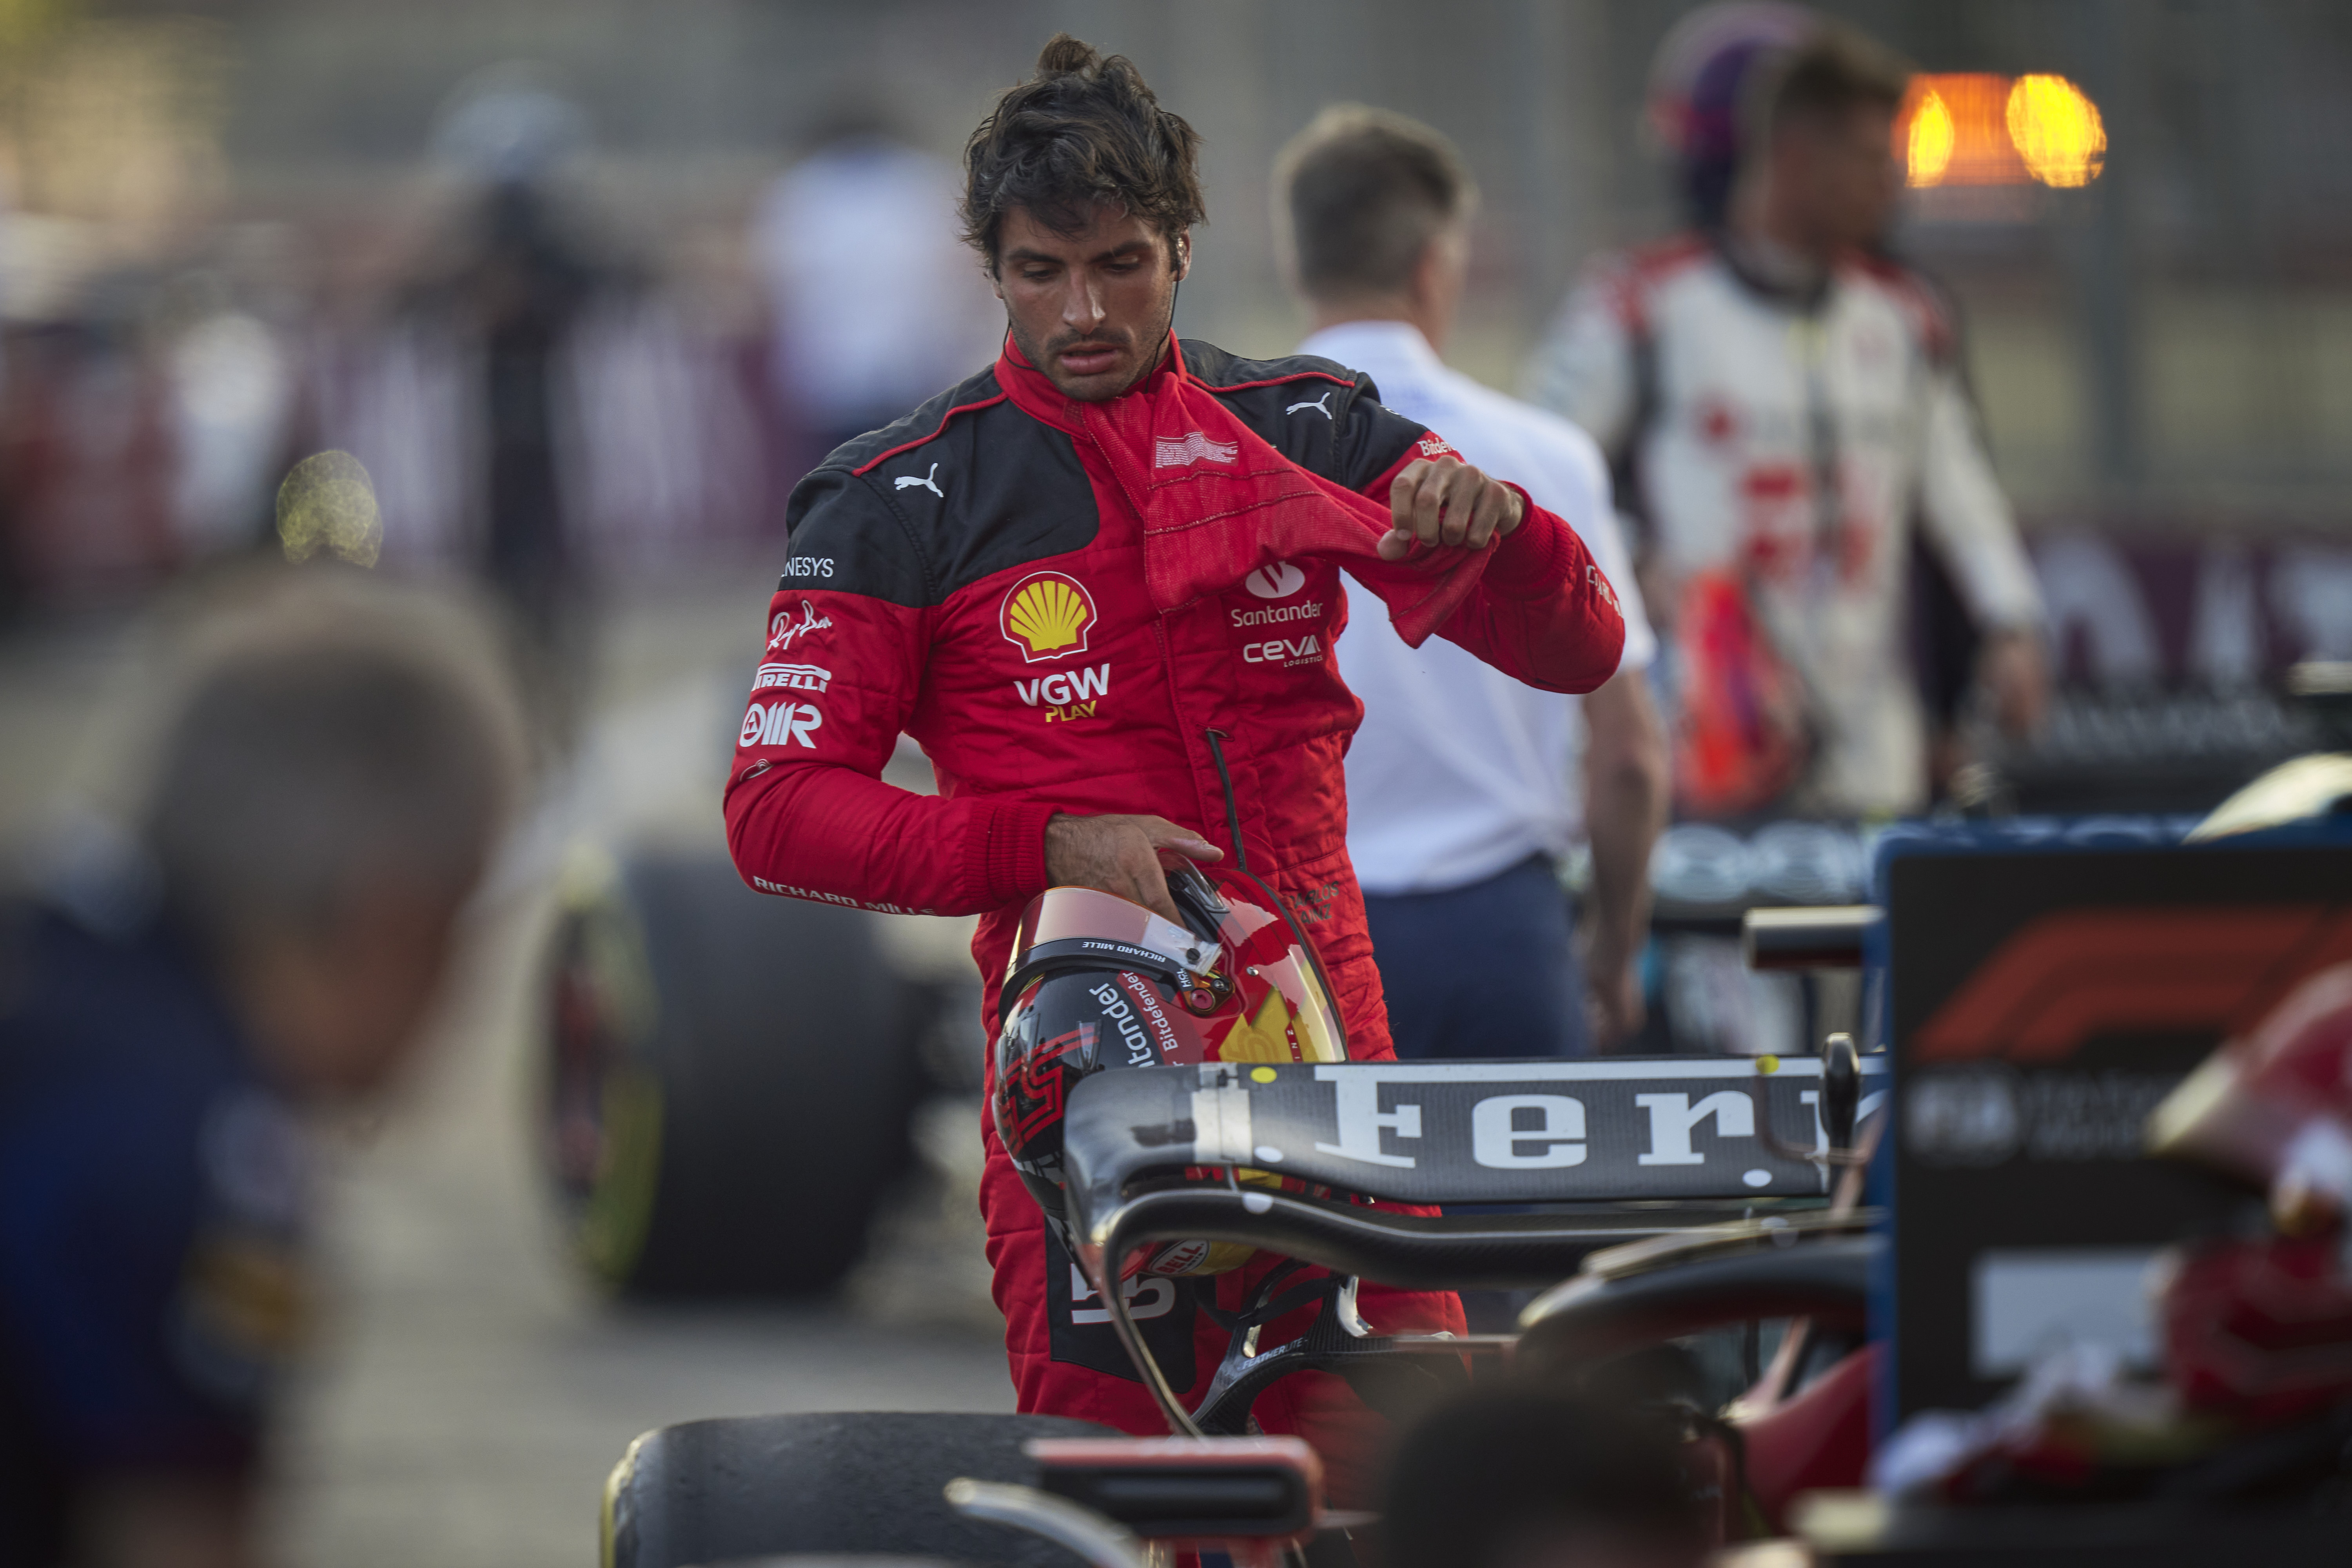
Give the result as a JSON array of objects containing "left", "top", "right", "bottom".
[{"left": 0, "top": 0, "right": 2345, "bottom": 615}]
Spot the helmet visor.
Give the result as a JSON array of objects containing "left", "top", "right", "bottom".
[{"left": 1009, "top": 885, "right": 1222, "bottom": 981}]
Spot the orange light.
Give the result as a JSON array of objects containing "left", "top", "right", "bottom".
[
  {"left": 1895, "top": 72, "right": 2104, "bottom": 191},
  {"left": 1904, "top": 88, "right": 1955, "bottom": 185},
  {"left": 1897, "top": 74, "right": 2021, "bottom": 186},
  {"left": 2006, "top": 74, "right": 2106, "bottom": 187}
]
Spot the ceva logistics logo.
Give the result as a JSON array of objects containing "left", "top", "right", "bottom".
[{"left": 1001, "top": 571, "right": 1098, "bottom": 663}]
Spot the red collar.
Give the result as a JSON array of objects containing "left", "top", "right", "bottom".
[{"left": 994, "top": 330, "right": 1187, "bottom": 434}]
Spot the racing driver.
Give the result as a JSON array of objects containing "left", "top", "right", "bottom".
[
  {"left": 1525, "top": 10, "right": 2047, "bottom": 818},
  {"left": 722, "top": 36, "right": 1626, "bottom": 1476}
]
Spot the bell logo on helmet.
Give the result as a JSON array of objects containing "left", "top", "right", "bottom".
[
  {"left": 1143, "top": 1239, "right": 1210, "bottom": 1275},
  {"left": 1000, "top": 571, "right": 1098, "bottom": 663}
]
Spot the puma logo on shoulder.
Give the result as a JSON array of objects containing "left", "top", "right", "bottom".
[
  {"left": 1285, "top": 392, "right": 1336, "bottom": 421},
  {"left": 895, "top": 462, "right": 944, "bottom": 498}
]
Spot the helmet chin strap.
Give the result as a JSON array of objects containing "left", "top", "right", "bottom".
[{"left": 1201, "top": 728, "right": 1248, "bottom": 876}]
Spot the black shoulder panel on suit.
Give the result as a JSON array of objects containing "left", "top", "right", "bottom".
[
  {"left": 1181, "top": 339, "right": 1431, "bottom": 495},
  {"left": 782, "top": 367, "right": 1100, "bottom": 608}
]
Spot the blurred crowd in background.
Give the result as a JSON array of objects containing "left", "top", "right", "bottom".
[
  {"left": 2, "top": 0, "right": 2339, "bottom": 1076},
  {"left": 0, "top": 0, "right": 2345, "bottom": 699}
]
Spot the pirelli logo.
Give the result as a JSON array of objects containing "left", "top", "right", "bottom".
[{"left": 753, "top": 662, "right": 830, "bottom": 693}]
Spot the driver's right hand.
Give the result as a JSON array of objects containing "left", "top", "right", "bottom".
[{"left": 1043, "top": 813, "right": 1222, "bottom": 925}]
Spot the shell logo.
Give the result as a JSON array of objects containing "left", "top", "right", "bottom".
[{"left": 1000, "top": 571, "right": 1098, "bottom": 663}]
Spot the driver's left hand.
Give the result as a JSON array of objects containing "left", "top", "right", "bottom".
[{"left": 1378, "top": 456, "right": 1524, "bottom": 561}]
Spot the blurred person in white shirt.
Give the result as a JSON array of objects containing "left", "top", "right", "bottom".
[
  {"left": 751, "top": 106, "right": 998, "bottom": 457},
  {"left": 1278, "top": 106, "right": 1668, "bottom": 1055}
]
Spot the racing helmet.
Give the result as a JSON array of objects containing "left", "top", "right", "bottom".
[
  {"left": 992, "top": 860, "right": 1348, "bottom": 1279},
  {"left": 1644, "top": 1, "right": 1819, "bottom": 228}
]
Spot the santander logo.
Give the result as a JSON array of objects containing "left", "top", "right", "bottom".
[{"left": 1244, "top": 561, "right": 1307, "bottom": 599}]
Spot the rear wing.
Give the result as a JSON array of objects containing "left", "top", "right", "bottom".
[{"left": 1060, "top": 1054, "right": 1885, "bottom": 1293}]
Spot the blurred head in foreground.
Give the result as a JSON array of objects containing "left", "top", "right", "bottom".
[
  {"left": 0, "top": 564, "right": 520, "bottom": 1567},
  {"left": 1379, "top": 1387, "right": 1707, "bottom": 1568},
  {"left": 139, "top": 565, "right": 524, "bottom": 1096}
]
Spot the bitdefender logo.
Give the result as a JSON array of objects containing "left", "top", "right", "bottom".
[{"left": 1000, "top": 571, "right": 1097, "bottom": 663}]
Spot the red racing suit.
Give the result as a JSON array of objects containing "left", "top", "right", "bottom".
[{"left": 723, "top": 332, "right": 1624, "bottom": 1479}]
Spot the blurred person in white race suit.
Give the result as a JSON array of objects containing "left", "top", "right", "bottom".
[
  {"left": 1280, "top": 106, "right": 1667, "bottom": 1056},
  {"left": 752, "top": 103, "right": 998, "bottom": 458},
  {"left": 1524, "top": 9, "right": 2046, "bottom": 821}
]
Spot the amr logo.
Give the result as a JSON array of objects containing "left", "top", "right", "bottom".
[
  {"left": 895, "top": 463, "right": 944, "bottom": 498},
  {"left": 1285, "top": 391, "right": 1335, "bottom": 421}
]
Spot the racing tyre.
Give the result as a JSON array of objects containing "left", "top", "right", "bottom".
[
  {"left": 546, "top": 848, "right": 925, "bottom": 1296},
  {"left": 603, "top": 1412, "right": 1117, "bottom": 1568}
]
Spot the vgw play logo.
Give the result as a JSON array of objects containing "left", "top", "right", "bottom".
[{"left": 1015, "top": 664, "right": 1111, "bottom": 722}]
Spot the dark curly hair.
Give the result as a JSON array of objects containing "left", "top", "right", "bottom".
[{"left": 961, "top": 34, "right": 1205, "bottom": 274}]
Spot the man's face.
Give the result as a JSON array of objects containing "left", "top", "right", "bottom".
[
  {"left": 232, "top": 875, "right": 474, "bottom": 1101},
  {"left": 995, "top": 203, "right": 1187, "bottom": 402},
  {"left": 1776, "top": 102, "right": 1902, "bottom": 253}
]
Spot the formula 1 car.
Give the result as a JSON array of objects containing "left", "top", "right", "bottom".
[
  {"left": 601, "top": 1024, "right": 1886, "bottom": 1566},
  {"left": 598, "top": 713, "right": 2352, "bottom": 1568}
]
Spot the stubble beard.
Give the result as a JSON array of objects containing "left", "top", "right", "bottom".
[{"left": 1006, "top": 282, "right": 1179, "bottom": 405}]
